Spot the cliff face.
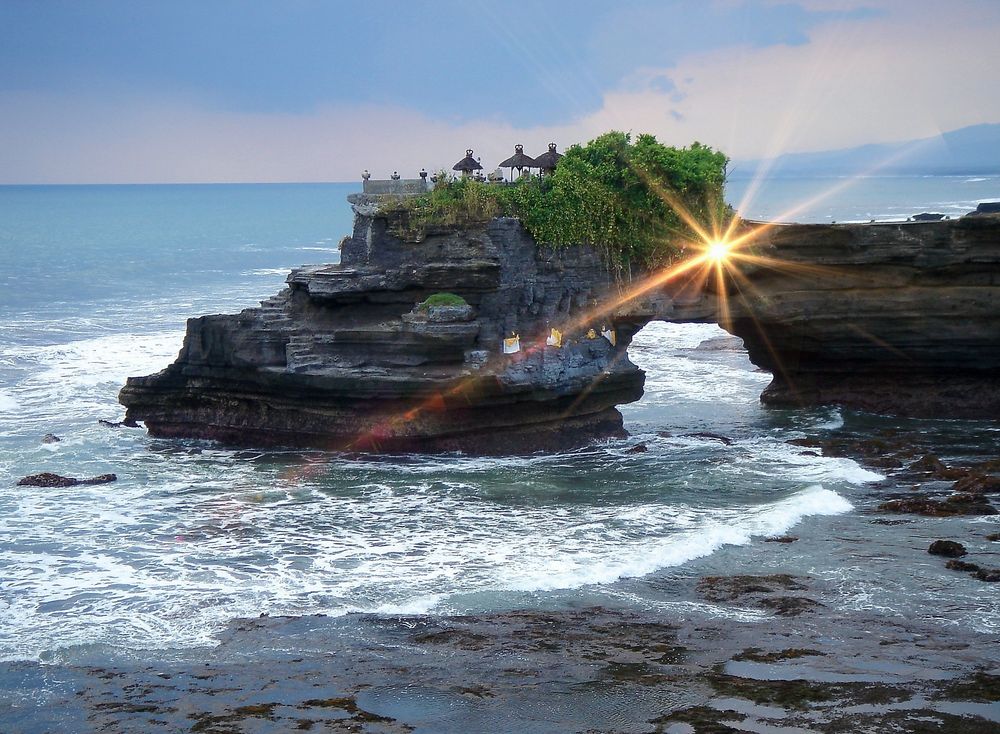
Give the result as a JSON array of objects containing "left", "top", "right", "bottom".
[
  {"left": 722, "top": 214, "right": 1000, "bottom": 418},
  {"left": 119, "top": 203, "right": 1000, "bottom": 453},
  {"left": 120, "top": 205, "right": 644, "bottom": 453}
]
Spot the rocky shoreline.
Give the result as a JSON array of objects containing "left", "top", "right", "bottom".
[
  {"left": 5, "top": 415, "right": 999, "bottom": 733},
  {"left": 7, "top": 570, "right": 997, "bottom": 733},
  {"left": 11, "top": 471, "right": 997, "bottom": 728}
]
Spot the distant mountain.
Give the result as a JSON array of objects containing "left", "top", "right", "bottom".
[{"left": 731, "top": 123, "right": 1000, "bottom": 177}]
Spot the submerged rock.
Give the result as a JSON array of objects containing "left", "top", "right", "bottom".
[
  {"left": 40, "top": 433, "right": 61, "bottom": 444},
  {"left": 698, "top": 574, "right": 805, "bottom": 598},
  {"left": 953, "top": 474, "right": 1000, "bottom": 494},
  {"left": 878, "top": 494, "right": 997, "bottom": 516},
  {"left": 944, "top": 559, "right": 1000, "bottom": 582},
  {"left": 684, "top": 431, "right": 735, "bottom": 445},
  {"left": 693, "top": 335, "right": 744, "bottom": 351},
  {"left": 928, "top": 540, "right": 967, "bottom": 557},
  {"left": 946, "top": 559, "right": 981, "bottom": 573},
  {"left": 99, "top": 418, "right": 138, "bottom": 428},
  {"left": 17, "top": 472, "right": 117, "bottom": 488}
]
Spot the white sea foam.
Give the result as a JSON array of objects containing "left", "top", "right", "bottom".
[
  {"left": 0, "top": 467, "right": 854, "bottom": 661},
  {"left": 246, "top": 268, "right": 292, "bottom": 276},
  {"left": 495, "top": 486, "right": 852, "bottom": 591},
  {"left": 0, "top": 330, "right": 184, "bottom": 430},
  {"left": 811, "top": 408, "right": 844, "bottom": 431},
  {"left": 0, "top": 390, "right": 19, "bottom": 414}
]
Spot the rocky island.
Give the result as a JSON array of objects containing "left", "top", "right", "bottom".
[{"left": 118, "top": 196, "right": 1000, "bottom": 451}]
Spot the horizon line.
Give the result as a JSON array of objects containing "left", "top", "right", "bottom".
[{"left": 2, "top": 170, "right": 999, "bottom": 187}]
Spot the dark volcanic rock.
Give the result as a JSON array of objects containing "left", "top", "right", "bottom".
[
  {"left": 725, "top": 215, "right": 1000, "bottom": 419},
  {"left": 18, "top": 472, "right": 78, "bottom": 487},
  {"left": 878, "top": 494, "right": 997, "bottom": 516},
  {"left": 696, "top": 575, "right": 819, "bottom": 615},
  {"left": 118, "top": 202, "right": 1000, "bottom": 451},
  {"left": 684, "top": 431, "right": 735, "bottom": 445},
  {"left": 953, "top": 473, "right": 1000, "bottom": 494},
  {"left": 99, "top": 418, "right": 138, "bottom": 428},
  {"left": 946, "top": 559, "right": 981, "bottom": 573},
  {"left": 928, "top": 540, "right": 967, "bottom": 557},
  {"left": 119, "top": 212, "right": 644, "bottom": 454},
  {"left": 17, "top": 473, "right": 117, "bottom": 487}
]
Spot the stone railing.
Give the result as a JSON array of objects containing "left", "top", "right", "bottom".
[{"left": 362, "top": 178, "right": 430, "bottom": 196}]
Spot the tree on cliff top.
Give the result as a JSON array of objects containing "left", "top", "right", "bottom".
[
  {"left": 392, "top": 132, "right": 729, "bottom": 277},
  {"left": 507, "top": 132, "right": 728, "bottom": 273}
]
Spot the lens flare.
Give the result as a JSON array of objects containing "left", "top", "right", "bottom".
[
  {"left": 707, "top": 240, "right": 730, "bottom": 262},
  {"left": 301, "top": 141, "right": 929, "bottom": 460}
]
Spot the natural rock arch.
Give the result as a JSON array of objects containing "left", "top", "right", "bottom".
[{"left": 119, "top": 204, "right": 1000, "bottom": 453}]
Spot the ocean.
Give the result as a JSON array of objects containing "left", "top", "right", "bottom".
[{"left": 1, "top": 176, "right": 998, "bottom": 670}]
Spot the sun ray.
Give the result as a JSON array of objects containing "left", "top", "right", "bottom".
[
  {"left": 728, "top": 251, "right": 850, "bottom": 281},
  {"left": 845, "top": 323, "right": 912, "bottom": 362},
  {"left": 633, "top": 167, "right": 717, "bottom": 245},
  {"left": 558, "top": 348, "right": 634, "bottom": 421},
  {"left": 726, "top": 274, "right": 802, "bottom": 405},
  {"left": 306, "top": 129, "right": 963, "bottom": 459}
]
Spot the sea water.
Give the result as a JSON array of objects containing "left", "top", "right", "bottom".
[{"left": 0, "top": 178, "right": 998, "bottom": 663}]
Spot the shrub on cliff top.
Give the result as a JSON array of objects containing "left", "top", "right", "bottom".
[
  {"left": 417, "top": 292, "right": 468, "bottom": 311},
  {"left": 389, "top": 132, "right": 729, "bottom": 278}
]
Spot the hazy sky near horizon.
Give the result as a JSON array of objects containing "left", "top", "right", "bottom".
[{"left": 2, "top": 0, "right": 999, "bottom": 183}]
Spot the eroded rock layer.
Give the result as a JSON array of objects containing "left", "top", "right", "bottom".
[
  {"left": 120, "top": 204, "right": 1000, "bottom": 451},
  {"left": 120, "top": 208, "right": 645, "bottom": 453},
  {"left": 723, "top": 213, "right": 1000, "bottom": 418}
]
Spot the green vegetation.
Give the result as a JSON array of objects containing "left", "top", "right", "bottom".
[
  {"left": 417, "top": 292, "right": 468, "bottom": 310},
  {"left": 388, "top": 131, "right": 729, "bottom": 276}
]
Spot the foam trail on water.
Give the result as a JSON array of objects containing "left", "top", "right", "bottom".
[
  {"left": 0, "top": 476, "right": 853, "bottom": 661},
  {"left": 0, "top": 331, "right": 184, "bottom": 430},
  {"left": 498, "top": 486, "right": 852, "bottom": 591}
]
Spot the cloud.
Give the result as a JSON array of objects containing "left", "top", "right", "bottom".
[
  {"left": 595, "top": 8, "right": 1000, "bottom": 160},
  {"left": 1, "top": 1, "right": 998, "bottom": 183}
]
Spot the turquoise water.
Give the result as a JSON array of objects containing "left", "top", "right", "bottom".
[{"left": 0, "top": 178, "right": 998, "bottom": 663}]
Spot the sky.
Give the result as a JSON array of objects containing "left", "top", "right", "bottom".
[{"left": 1, "top": 0, "right": 999, "bottom": 183}]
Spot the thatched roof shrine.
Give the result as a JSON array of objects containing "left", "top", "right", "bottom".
[
  {"left": 453, "top": 149, "right": 483, "bottom": 173},
  {"left": 534, "top": 142, "right": 563, "bottom": 172},
  {"left": 499, "top": 144, "right": 537, "bottom": 172}
]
